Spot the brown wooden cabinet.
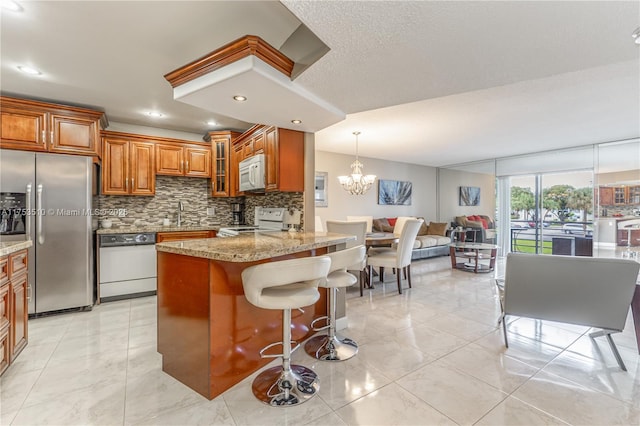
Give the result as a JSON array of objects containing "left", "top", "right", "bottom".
[
  {"left": 0, "top": 96, "right": 105, "bottom": 157},
  {"left": 157, "top": 230, "right": 216, "bottom": 242},
  {"left": 264, "top": 126, "right": 304, "bottom": 192},
  {"left": 156, "top": 142, "right": 211, "bottom": 178},
  {"left": 230, "top": 124, "right": 304, "bottom": 195},
  {"left": 208, "top": 131, "right": 240, "bottom": 197},
  {"left": 629, "top": 186, "right": 640, "bottom": 205},
  {"left": 598, "top": 187, "right": 614, "bottom": 206},
  {"left": 102, "top": 131, "right": 155, "bottom": 196},
  {"left": 0, "top": 248, "right": 29, "bottom": 376}
]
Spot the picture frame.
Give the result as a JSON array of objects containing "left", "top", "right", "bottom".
[
  {"left": 459, "top": 186, "right": 481, "bottom": 206},
  {"left": 378, "top": 179, "right": 412, "bottom": 205},
  {"left": 314, "top": 171, "right": 328, "bottom": 207}
]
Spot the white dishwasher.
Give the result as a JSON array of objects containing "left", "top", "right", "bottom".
[{"left": 99, "top": 233, "right": 157, "bottom": 302}]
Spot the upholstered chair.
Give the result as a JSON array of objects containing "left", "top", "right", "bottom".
[
  {"left": 367, "top": 218, "right": 422, "bottom": 294},
  {"left": 346, "top": 215, "right": 373, "bottom": 233}
]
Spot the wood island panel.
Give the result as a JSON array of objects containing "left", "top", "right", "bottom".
[{"left": 157, "top": 248, "right": 329, "bottom": 400}]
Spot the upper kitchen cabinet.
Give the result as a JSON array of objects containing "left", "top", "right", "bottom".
[
  {"left": 207, "top": 130, "right": 240, "bottom": 197},
  {"left": 156, "top": 140, "right": 211, "bottom": 178},
  {"left": 101, "top": 131, "right": 155, "bottom": 196},
  {"left": 231, "top": 125, "right": 304, "bottom": 194},
  {"left": 0, "top": 96, "right": 106, "bottom": 157},
  {"left": 264, "top": 126, "right": 304, "bottom": 192},
  {"left": 598, "top": 187, "right": 614, "bottom": 206}
]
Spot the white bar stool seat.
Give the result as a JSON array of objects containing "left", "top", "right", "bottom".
[
  {"left": 242, "top": 256, "right": 331, "bottom": 406},
  {"left": 304, "top": 245, "right": 366, "bottom": 361}
]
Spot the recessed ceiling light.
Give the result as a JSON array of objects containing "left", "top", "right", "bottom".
[
  {"left": 146, "top": 111, "right": 163, "bottom": 118},
  {"left": 233, "top": 95, "right": 247, "bottom": 102},
  {"left": 206, "top": 120, "right": 217, "bottom": 126},
  {"left": 1, "top": 0, "right": 23, "bottom": 12},
  {"left": 633, "top": 27, "right": 640, "bottom": 44},
  {"left": 291, "top": 119, "right": 302, "bottom": 125},
  {"left": 17, "top": 65, "right": 42, "bottom": 76}
]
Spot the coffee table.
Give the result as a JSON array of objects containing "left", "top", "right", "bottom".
[{"left": 449, "top": 242, "right": 498, "bottom": 273}]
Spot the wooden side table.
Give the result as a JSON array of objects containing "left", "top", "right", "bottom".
[{"left": 449, "top": 243, "right": 498, "bottom": 273}]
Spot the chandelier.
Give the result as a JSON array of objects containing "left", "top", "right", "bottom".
[{"left": 338, "top": 131, "right": 376, "bottom": 195}]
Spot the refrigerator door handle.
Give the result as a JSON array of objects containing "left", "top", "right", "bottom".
[
  {"left": 25, "top": 183, "right": 32, "bottom": 239},
  {"left": 36, "top": 183, "right": 44, "bottom": 245}
]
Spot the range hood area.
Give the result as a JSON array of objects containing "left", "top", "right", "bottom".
[{"left": 164, "top": 35, "right": 345, "bottom": 133}]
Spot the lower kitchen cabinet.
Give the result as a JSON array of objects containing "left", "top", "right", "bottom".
[{"left": 0, "top": 248, "right": 29, "bottom": 376}]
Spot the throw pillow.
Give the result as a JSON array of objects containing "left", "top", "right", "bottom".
[
  {"left": 372, "top": 218, "right": 394, "bottom": 233},
  {"left": 455, "top": 216, "right": 468, "bottom": 227},
  {"left": 466, "top": 220, "right": 483, "bottom": 228},
  {"left": 416, "top": 217, "right": 430, "bottom": 236},
  {"left": 387, "top": 217, "right": 398, "bottom": 227},
  {"left": 428, "top": 222, "right": 448, "bottom": 236}
]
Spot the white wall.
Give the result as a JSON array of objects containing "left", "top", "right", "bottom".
[
  {"left": 438, "top": 168, "right": 496, "bottom": 222},
  {"left": 315, "top": 151, "right": 437, "bottom": 228}
]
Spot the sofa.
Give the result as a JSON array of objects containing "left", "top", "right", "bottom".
[
  {"left": 453, "top": 215, "right": 496, "bottom": 243},
  {"left": 372, "top": 217, "right": 452, "bottom": 260}
]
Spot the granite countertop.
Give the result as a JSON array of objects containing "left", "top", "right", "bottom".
[
  {"left": 96, "top": 225, "right": 220, "bottom": 235},
  {"left": 0, "top": 240, "right": 33, "bottom": 257},
  {"left": 156, "top": 231, "right": 355, "bottom": 262}
]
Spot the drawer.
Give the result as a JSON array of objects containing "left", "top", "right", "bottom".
[
  {"left": 9, "top": 250, "right": 27, "bottom": 279},
  {"left": 156, "top": 231, "right": 214, "bottom": 242},
  {"left": 0, "top": 256, "right": 7, "bottom": 287}
]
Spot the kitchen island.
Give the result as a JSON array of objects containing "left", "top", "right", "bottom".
[{"left": 155, "top": 231, "right": 353, "bottom": 399}]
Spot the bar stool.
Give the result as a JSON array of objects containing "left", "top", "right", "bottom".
[
  {"left": 241, "top": 256, "right": 331, "bottom": 406},
  {"left": 304, "top": 245, "right": 366, "bottom": 361}
]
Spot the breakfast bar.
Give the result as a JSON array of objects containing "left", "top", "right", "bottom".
[{"left": 155, "top": 231, "right": 353, "bottom": 400}]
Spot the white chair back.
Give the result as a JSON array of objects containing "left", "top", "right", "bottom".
[
  {"left": 504, "top": 253, "right": 640, "bottom": 331},
  {"left": 393, "top": 216, "right": 417, "bottom": 237},
  {"left": 346, "top": 216, "right": 373, "bottom": 233},
  {"left": 327, "top": 245, "right": 366, "bottom": 273},
  {"left": 326, "top": 220, "right": 367, "bottom": 248},
  {"left": 396, "top": 219, "right": 422, "bottom": 267},
  {"left": 315, "top": 216, "right": 324, "bottom": 232}
]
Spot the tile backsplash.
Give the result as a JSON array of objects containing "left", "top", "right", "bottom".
[{"left": 97, "top": 176, "right": 303, "bottom": 229}]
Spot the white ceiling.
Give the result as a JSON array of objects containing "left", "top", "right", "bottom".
[{"left": 2, "top": 1, "right": 639, "bottom": 167}]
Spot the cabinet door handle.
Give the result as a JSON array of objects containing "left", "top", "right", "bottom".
[
  {"left": 50, "top": 130, "right": 54, "bottom": 143},
  {"left": 131, "top": 177, "right": 134, "bottom": 189},
  {"left": 41, "top": 130, "right": 46, "bottom": 145},
  {"left": 27, "top": 285, "right": 32, "bottom": 301},
  {"left": 125, "top": 177, "right": 128, "bottom": 192},
  {"left": 180, "top": 160, "right": 183, "bottom": 172},
  {"left": 186, "top": 161, "right": 189, "bottom": 171}
]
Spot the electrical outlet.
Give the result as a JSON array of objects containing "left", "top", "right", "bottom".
[{"left": 207, "top": 207, "right": 215, "bottom": 216}]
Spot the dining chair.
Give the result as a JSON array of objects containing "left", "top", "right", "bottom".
[
  {"left": 326, "top": 220, "right": 368, "bottom": 296},
  {"left": 367, "top": 218, "right": 422, "bottom": 294},
  {"left": 315, "top": 216, "right": 324, "bottom": 232},
  {"left": 346, "top": 216, "right": 373, "bottom": 233}
]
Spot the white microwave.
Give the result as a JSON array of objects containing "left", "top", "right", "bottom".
[{"left": 239, "top": 154, "right": 265, "bottom": 192}]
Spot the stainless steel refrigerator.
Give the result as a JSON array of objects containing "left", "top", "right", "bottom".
[{"left": 0, "top": 149, "right": 94, "bottom": 314}]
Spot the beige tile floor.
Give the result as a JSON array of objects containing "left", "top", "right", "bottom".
[{"left": 2, "top": 255, "right": 640, "bottom": 425}]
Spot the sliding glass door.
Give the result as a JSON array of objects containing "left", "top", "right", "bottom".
[{"left": 508, "top": 170, "right": 593, "bottom": 255}]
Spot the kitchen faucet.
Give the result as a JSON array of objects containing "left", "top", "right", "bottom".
[{"left": 177, "top": 201, "right": 184, "bottom": 227}]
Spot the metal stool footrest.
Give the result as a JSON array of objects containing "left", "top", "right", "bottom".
[
  {"left": 310, "top": 316, "right": 330, "bottom": 332},
  {"left": 259, "top": 340, "right": 300, "bottom": 359}
]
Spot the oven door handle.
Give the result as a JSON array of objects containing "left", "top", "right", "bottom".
[
  {"left": 36, "top": 184, "right": 44, "bottom": 245},
  {"left": 25, "top": 183, "right": 32, "bottom": 239}
]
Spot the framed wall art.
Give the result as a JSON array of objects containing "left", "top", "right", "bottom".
[
  {"left": 378, "top": 179, "right": 412, "bottom": 205},
  {"left": 459, "top": 186, "right": 481, "bottom": 206}
]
